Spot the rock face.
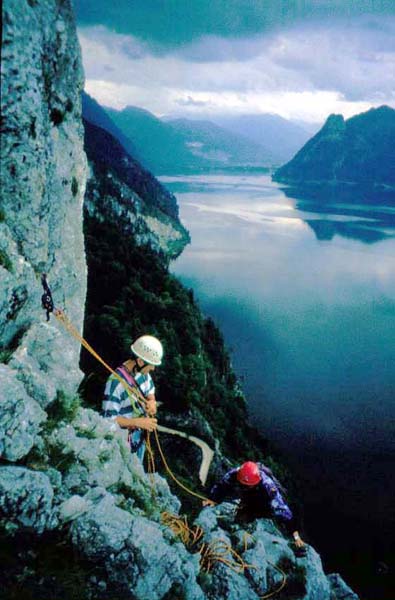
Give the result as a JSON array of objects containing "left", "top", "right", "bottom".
[
  {"left": 0, "top": 466, "right": 57, "bottom": 534},
  {"left": 82, "top": 91, "right": 190, "bottom": 259},
  {"left": 194, "top": 504, "right": 352, "bottom": 600},
  {"left": 273, "top": 105, "right": 395, "bottom": 187},
  {"left": 71, "top": 493, "right": 204, "bottom": 600},
  {"left": 0, "top": 364, "right": 47, "bottom": 461},
  {"left": 1, "top": 0, "right": 88, "bottom": 414},
  {"left": 327, "top": 574, "right": 359, "bottom": 600}
]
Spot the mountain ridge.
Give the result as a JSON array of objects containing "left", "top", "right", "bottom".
[
  {"left": 83, "top": 95, "right": 320, "bottom": 172},
  {"left": 106, "top": 104, "right": 276, "bottom": 172},
  {"left": 211, "top": 113, "right": 316, "bottom": 163},
  {"left": 166, "top": 116, "right": 275, "bottom": 164},
  {"left": 82, "top": 92, "right": 141, "bottom": 161},
  {"left": 273, "top": 105, "right": 395, "bottom": 187}
]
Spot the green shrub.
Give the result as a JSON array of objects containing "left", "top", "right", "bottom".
[
  {"left": 0, "top": 249, "right": 13, "bottom": 272},
  {"left": 71, "top": 177, "right": 79, "bottom": 197},
  {"left": 46, "top": 442, "right": 75, "bottom": 473},
  {"left": 44, "top": 391, "right": 81, "bottom": 433},
  {"left": 0, "top": 349, "right": 13, "bottom": 364}
]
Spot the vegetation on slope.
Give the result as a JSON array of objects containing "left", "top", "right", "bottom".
[
  {"left": 81, "top": 214, "right": 270, "bottom": 466},
  {"left": 273, "top": 105, "right": 395, "bottom": 187}
]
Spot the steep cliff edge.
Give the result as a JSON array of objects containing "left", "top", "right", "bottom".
[
  {"left": 83, "top": 119, "right": 189, "bottom": 259},
  {"left": 1, "top": 0, "right": 87, "bottom": 450},
  {"left": 1, "top": 2, "right": 359, "bottom": 599}
]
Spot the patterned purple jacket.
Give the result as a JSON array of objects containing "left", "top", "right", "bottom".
[{"left": 209, "top": 463, "right": 296, "bottom": 532}]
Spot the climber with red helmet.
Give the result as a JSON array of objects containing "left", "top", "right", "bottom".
[
  {"left": 203, "top": 461, "right": 306, "bottom": 555},
  {"left": 102, "top": 335, "right": 163, "bottom": 463}
]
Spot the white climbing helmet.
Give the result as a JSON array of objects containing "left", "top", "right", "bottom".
[{"left": 131, "top": 335, "right": 163, "bottom": 366}]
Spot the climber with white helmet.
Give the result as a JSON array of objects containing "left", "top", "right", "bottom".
[
  {"left": 102, "top": 335, "right": 163, "bottom": 463},
  {"left": 203, "top": 461, "right": 306, "bottom": 556}
]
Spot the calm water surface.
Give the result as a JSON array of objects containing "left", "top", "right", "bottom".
[{"left": 162, "top": 173, "right": 395, "bottom": 598}]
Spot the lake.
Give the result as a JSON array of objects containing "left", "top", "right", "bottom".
[{"left": 161, "top": 173, "right": 395, "bottom": 599}]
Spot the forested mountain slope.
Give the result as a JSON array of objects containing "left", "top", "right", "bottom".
[{"left": 273, "top": 105, "right": 395, "bottom": 187}]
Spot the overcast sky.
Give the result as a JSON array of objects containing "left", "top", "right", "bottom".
[{"left": 75, "top": 0, "right": 395, "bottom": 123}]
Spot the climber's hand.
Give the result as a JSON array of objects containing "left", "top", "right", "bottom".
[
  {"left": 145, "top": 398, "right": 157, "bottom": 416},
  {"left": 293, "top": 531, "right": 305, "bottom": 548},
  {"left": 133, "top": 417, "right": 158, "bottom": 432},
  {"left": 202, "top": 499, "right": 216, "bottom": 507}
]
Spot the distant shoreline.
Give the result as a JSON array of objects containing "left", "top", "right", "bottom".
[{"left": 272, "top": 177, "right": 395, "bottom": 191}]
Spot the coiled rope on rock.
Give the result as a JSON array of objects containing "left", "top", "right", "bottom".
[{"left": 160, "top": 512, "right": 287, "bottom": 598}]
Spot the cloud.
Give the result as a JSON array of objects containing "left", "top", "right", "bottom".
[
  {"left": 85, "top": 79, "right": 375, "bottom": 123},
  {"left": 267, "top": 17, "right": 395, "bottom": 101},
  {"left": 175, "top": 96, "right": 212, "bottom": 107},
  {"left": 78, "top": 14, "right": 395, "bottom": 121},
  {"left": 74, "top": 0, "right": 395, "bottom": 50}
]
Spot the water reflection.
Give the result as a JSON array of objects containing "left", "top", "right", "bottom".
[
  {"left": 279, "top": 184, "right": 395, "bottom": 244},
  {"left": 279, "top": 182, "right": 395, "bottom": 207},
  {"left": 305, "top": 218, "right": 392, "bottom": 243},
  {"left": 160, "top": 175, "right": 395, "bottom": 246}
]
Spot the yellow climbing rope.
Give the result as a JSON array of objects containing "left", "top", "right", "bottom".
[
  {"left": 54, "top": 310, "right": 146, "bottom": 410},
  {"left": 259, "top": 565, "right": 287, "bottom": 600},
  {"left": 145, "top": 430, "right": 158, "bottom": 502},
  {"left": 54, "top": 309, "right": 209, "bottom": 502},
  {"left": 152, "top": 429, "right": 209, "bottom": 502},
  {"left": 200, "top": 538, "right": 256, "bottom": 574},
  {"left": 159, "top": 513, "right": 286, "bottom": 597},
  {"left": 243, "top": 533, "right": 287, "bottom": 599},
  {"left": 161, "top": 512, "right": 204, "bottom": 548}
]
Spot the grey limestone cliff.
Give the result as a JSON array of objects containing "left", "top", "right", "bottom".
[{"left": 1, "top": 0, "right": 88, "bottom": 453}]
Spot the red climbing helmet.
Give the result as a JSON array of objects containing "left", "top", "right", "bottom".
[{"left": 237, "top": 462, "right": 261, "bottom": 486}]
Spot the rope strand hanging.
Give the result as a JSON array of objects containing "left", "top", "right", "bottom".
[{"left": 52, "top": 305, "right": 210, "bottom": 503}]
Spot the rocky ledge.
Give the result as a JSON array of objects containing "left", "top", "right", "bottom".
[{"left": 0, "top": 402, "right": 358, "bottom": 600}]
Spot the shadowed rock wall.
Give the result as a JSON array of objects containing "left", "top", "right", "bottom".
[{"left": 1, "top": 0, "right": 87, "bottom": 460}]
